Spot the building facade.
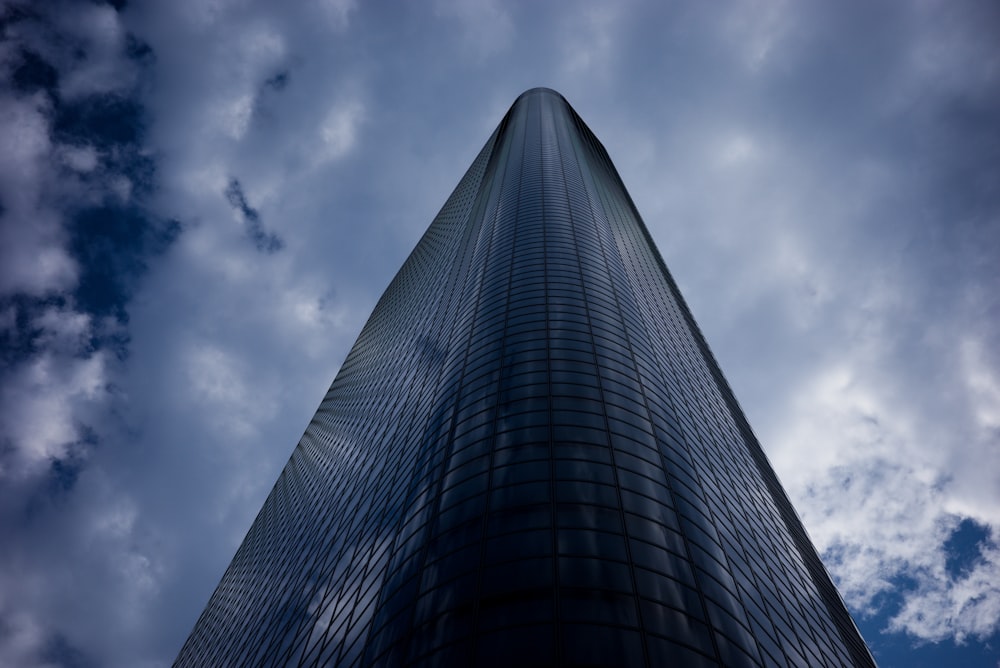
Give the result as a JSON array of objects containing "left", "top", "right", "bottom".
[{"left": 176, "top": 88, "right": 874, "bottom": 667}]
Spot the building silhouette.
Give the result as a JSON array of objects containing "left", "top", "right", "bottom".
[{"left": 176, "top": 88, "right": 875, "bottom": 667}]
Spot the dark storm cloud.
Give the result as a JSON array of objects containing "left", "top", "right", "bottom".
[{"left": 224, "top": 178, "right": 284, "bottom": 253}]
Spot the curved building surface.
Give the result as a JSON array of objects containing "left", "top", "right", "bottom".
[{"left": 176, "top": 88, "right": 875, "bottom": 667}]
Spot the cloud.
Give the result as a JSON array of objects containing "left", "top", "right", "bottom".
[
  {"left": 762, "top": 288, "right": 1000, "bottom": 642},
  {"left": 1, "top": 1, "right": 998, "bottom": 666},
  {"left": 0, "top": 4, "right": 183, "bottom": 664},
  {"left": 720, "top": 0, "right": 794, "bottom": 72},
  {"left": 0, "top": 94, "right": 77, "bottom": 297},
  {"left": 224, "top": 178, "right": 284, "bottom": 253},
  {"left": 961, "top": 338, "right": 1000, "bottom": 433},
  {"left": 586, "top": 1, "right": 1000, "bottom": 651},
  {"left": 0, "top": 343, "right": 107, "bottom": 477},
  {"left": 888, "top": 537, "right": 1000, "bottom": 644},
  {"left": 50, "top": 3, "right": 133, "bottom": 100},
  {"left": 313, "top": 0, "right": 357, "bottom": 31},
  {"left": 316, "top": 97, "right": 365, "bottom": 164}
]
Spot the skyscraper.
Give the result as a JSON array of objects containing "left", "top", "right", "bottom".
[{"left": 176, "top": 88, "right": 874, "bottom": 667}]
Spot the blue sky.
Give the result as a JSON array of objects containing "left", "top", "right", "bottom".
[{"left": 1, "top": 1, "right": 998, "bottom": 666}]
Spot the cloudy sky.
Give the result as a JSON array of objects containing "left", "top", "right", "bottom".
[{"left": 1, "top": 0, "right": 998, "bottom": 666}]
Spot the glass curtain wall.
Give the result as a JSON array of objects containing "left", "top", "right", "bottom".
[{"left": 176, "top": 88, "right": 874, "bottom": 668}]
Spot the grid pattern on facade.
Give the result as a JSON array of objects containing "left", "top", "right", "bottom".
[{"left": 176, "top": 88, "right": 874, "bottom": 667}]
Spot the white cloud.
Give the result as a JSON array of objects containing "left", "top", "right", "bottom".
[
  {"left": 721, "top": 0, "right": 793, "bottom": 72},
  {"left": 0, "top": 612, "right": 51, "bottom": 668},
  {"left": 184, "top": 343, "right": 277, "bottom": 439},
  {"left": 205, "top": 25, "right": 286, "bottom": 140},
  {"left": 961, "top": 338, "right": 1000, "bottom": 432},
  {"left": 174, "top": 0, "right": 246, "bottom": 30},
  {"left": 0, "top": 349, "right": 107, "bottom": 476},
  {"left": 715, "top": 133, "right": 760, "bottom": 168},
  {"left": 0, "top": 96, "right": 78, "bottom": 297},
  {"left": 316, "top": 97, "right": 365, "bottom": 164},
  {"left": 0, "top": 227, "right": 78, "bottom": 298},
  {"left": 313, "top": 0, "right": 357, "bottom": 30},
  {"left": 889, "top": 540, "right": 1000, "bottom": 644},
  {"left": 0, "top": 95, "right": 50, "bottom": 171},
  {"left": 214, "top": 92, "right": 256, "bottom": 140},
  {"left": 33, "top": 307, "right": 92, "bottom": 353},
  {"left": 58, "top": 144, "right": 99, "bottom": 173},
  {"left": 768, "top": 342, "right": 1000, "bottom": 642},
  {"left": 54, "top": 3, "right": 132, "bottom": 99}
]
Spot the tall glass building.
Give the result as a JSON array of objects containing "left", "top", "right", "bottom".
[{"left": 176, "top": 88, "right": 874, "bottom": 667}]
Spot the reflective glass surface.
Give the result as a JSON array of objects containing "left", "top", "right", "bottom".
[{"left": 176, "top": 89, "right": 874, "bottom": 667}]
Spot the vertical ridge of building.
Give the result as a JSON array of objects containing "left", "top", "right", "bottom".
[{"left": 176, "top": 88, "right": 875, "bottom": 667}]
